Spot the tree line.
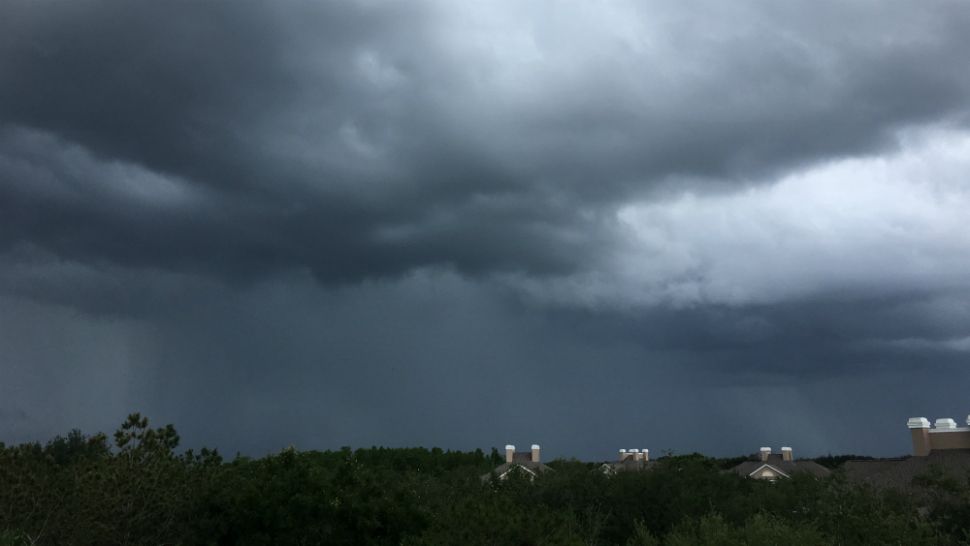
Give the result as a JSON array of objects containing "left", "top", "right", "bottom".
[{"left": 1, "top": 414, "right": 969, "bottom": 545}]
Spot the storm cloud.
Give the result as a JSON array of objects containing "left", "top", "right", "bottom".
[{"left": 1, "top": 0, "right": 969, "bottom": 459}]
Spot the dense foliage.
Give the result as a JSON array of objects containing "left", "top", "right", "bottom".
[{"left": 0, "top": 415, "right": 968, "bottom": 545}]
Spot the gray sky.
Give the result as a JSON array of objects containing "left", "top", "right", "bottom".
[{"left": 1, "top": 0, "right": 969, "bottom": 459}]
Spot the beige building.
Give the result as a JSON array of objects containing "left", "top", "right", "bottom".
[
  {"left": 908, "top": 416, "right": 970, "bottom": 455},
  {"left": 844, "top": 416, "right": 970, "bottom": 489}
]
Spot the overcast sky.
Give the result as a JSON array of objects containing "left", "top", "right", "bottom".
[{"left": 2, "top": 0, "right": 969, "bottom": 460}]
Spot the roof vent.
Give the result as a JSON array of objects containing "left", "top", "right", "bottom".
[
  {"left": 908, "top": 417, "right": 931, "bottom": 429},
  {"left": 935, "top": 418, "right": 958, "bottom": 430}
]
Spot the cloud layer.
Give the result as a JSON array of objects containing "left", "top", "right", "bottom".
[
  {"left": 516, "top": 128, "right": 970, "bottom": 309},
  {"left": 3, "top": 0, "right": 970, "bottom": 289},
  {"left": 1, "top": 0, "right": 969, "bottom": 457}
]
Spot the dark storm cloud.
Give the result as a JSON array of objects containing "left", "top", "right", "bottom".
[
  {"left": 2, "top": 0, "right": 970, "bottom": 287},
  {"left": 2, "top": 0, "right": 970, "bottom": 459},
  {"left": 0, "top": 0, "right": 582, "bottom": 283}
]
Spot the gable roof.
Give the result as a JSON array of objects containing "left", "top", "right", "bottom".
[
  {"left": 745, "top": 463, "right": 790, "bottom": 479},
  {"left": 730, "top": 453, "right": 831, "bottom": 479},
  {"left": 480, "top": 460, "right": 554, "bottom": 481}
]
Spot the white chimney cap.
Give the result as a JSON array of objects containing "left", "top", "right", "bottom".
[
  {"left": 759, "top": 447, "right": 771, "bottom": 452},
  {"left": 531, "top": 444, "right": 540, "bottom": 450},
  {"left": 505, "top": 444, "right": 515, "bottom": 451},
  {"left": 781, "top": 447, "right": 793, "bottom": 451},
  {"left": 966, "top": 415, "right": 970, "bottom": 426},
  {"left": 935, "top": 418, "right": 958, "bottom": 429},
  {"left": 618, "top": 449, "right": 627, "bottom": 453},
  {"left": 907, "top": 417, "right": 931, "bottom": 429},
  {"left": 642, "top": 449, "right": 649, "bottom": 453},
  {"left": 629, "top": 449, "right": 639, "bottom": 453}
]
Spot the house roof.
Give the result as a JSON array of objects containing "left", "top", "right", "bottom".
[
  {"left": 480, "top": 460, "right": 553, "bottom": 481},
  {"left": 843, "top": 449, "right": 970, "bottom": 490},
  {"left": 730, "top": 453, "right": 831, "bottom": 479},
  {"left": 601, "top": 458, "right": 656, "bottom": 474}
]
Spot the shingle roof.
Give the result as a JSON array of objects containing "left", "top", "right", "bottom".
[
  {"left": 480, "top": 460, "right": 553, "bottom": 481},
  {"left": 843, "top": 449, "right": 970, "bottom": 490},
  {"left": 730, "top": 453, "right": 831, "bottom": 479}
]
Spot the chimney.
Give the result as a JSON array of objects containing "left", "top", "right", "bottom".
[
  {"left": 908, "top": 417, "right": 931, "bottom": 456},
  {"left": 629, "top": 449, "right": 641, "bottom": 461},
  {"left": 505, "top": 444, "right": 515, "bottom": 463},
  {"left": 531, "top": 444, "right": 541, "bottom": 463},
  {"left": 781, "top": 447, "right": 793, "bottom": 461},
  {"left": 759, "top": 447, "right": 771, "bottom": 462},
  {"left": 642, "top": 449, "right": 649, "bottom": 462}
]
